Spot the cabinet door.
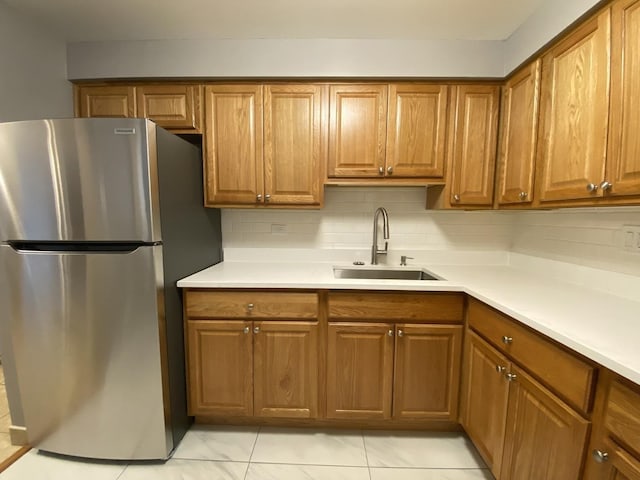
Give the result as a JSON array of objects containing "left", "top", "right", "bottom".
[
  {"left": 448, "top": 85, "right": 500, "bottom": 206},
  {"left": 253, "top": 321, "right": 318, "bottom": 418},
  {"left": 602, "top": 439, "right": 640, "bottom": 480},
  {"left": 460, "top": 331, "right": 510, "bottom": 479},
  {"left": 386, "top": 84, "right": 448, "bottom": 178},
  {"left": 204, "top": 85, "right": 264, "bottom": 205},
  {"left": 607, "top": 0, "right": 640, "bottom": 198},
  {"left": 497, "top": 60, "right": 541, "bottom": 205},
  {"left": 264, "top": 85, "right": 326, "bottom": 205},
  {"left": 326, "top": 322, "right": 394, "bottom": 419},
  {"left": 500, "top": 365, "right": 590, "bottom": 480},
  {"left": 186, "top": 320, "right": 253, "bottom": 416},
  {"left": 76, "top": 85, "right": 136, "bottom": 118},
  {"left": 328, "top": 85, "right": 388, "bottom": 177},
  {"left": 537, "top": 9, "right": 611, "bottom": 202},
  {"left": 136, "top": 85, "right": 201, "bottom": 131},
  {"left": 393, "top": 324, "right": 462, "bottom": 420}
]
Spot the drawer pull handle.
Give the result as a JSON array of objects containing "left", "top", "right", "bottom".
[
  {"left": 592, "top": 450, "right": 609, "bottom": 463},
  {"left": 253, "top": 326, "right": 260, "bottom": 334},
  {"left": 496, "top": 365, "right": 506, "bottom": 373},
  {"left": 502, "top": 336, "right": 513, "bottom": 345},
  {"left": 505, "top": 373, "right": 517, "bottom": 382},
  {"left": 243, "top": 326, "right": 250, "bottom": 334}
]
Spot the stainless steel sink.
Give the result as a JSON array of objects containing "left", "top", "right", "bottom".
[{"left": 333, "top": 267, "right": 442, "bottom": 281}]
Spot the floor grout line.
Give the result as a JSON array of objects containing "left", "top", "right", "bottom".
[
  {"left": 362, "top": 430, "right": 373, "bottom": 480},
  {"left": 243, "top": 425, "right": 261, "bottom": 480}
]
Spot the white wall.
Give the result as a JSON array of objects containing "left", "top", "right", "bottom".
[
  {"left": 222, "top": 187, "right": 515, "bottom": 255},
  {"left": 502, "top": 0, "right": 602, "bottom": 74},
  {"left": 512, "top": 208, "right": 640, "bottom": 277},
  {"left": 0, "top": 2, "right": 72, "bottom": 122}
]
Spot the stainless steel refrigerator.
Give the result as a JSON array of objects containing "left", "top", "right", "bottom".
[{"left": 0, "top": 118, "right": 222, "bottom": 460}]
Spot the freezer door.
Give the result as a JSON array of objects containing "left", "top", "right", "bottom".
[
  {"left": 0, "top": 118, "right": 160, "bottom": 242},
  {"left": 0, "top": 244, "right": 172, "bottom": 460}
]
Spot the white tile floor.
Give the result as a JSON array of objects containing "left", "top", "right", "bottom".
[{"left": 0, "top": 425, "right": 493, "bottom": 480}]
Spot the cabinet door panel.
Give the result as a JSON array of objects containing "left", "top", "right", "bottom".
[
  {"left": 500, "top": 366, "right": 589, "bottom": 480},
  {"left": 607, "top": 0, "right": 640, "bottom": 197},
  {"left": 460, "top": 331, "right": 510, "bottom": 478},
  {"left": 187, "top": 320, "right": 253, "bottom": 416},
  {"left": 328, "top": 85, "right": 388, "bottom": 177},
  {"left": 604, "top": 439, "right": 640, "bottom": 480},
  {"left": 204, "top": 85, "right": 263, "bottom": 205},
  {"left": 387, "top": 84, "right": 448, "bottom": 178},
  {"left": 136, "top": 85, "right": 201, "bottom": 131},
  {"left": 326, "top": 322, "right": 394, "bottom": 419},
  {"left": 254, "top": 321, "right": 318, "bottom": 418},
  {"left": 264, "top": 85, "right": 325, "bottom": 205},
  {"left": 393, "top": 324, "right": 462, "bottom": 420},
  {"left": 77, "top": 86, "right": 135, "bottom": 118},
  {"left": 497, "top": 60, "right": 541, "bottom": 205},
  {"left": 449, "top": 85, "right": 500, "bottom": 206},
  {"left": 537, "top": 9, "right": 611, "bottom": 202}
]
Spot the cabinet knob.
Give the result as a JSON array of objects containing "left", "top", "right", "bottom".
[
  {"left": 519, "top": 191, "right": 528, "bottom": 200},
  {"left": 496, "top": 365, "right": 506, "bottom": 373},
  {"left": 586, "top": 183, "right": 599, "bottom": 193},
  {"left": 505, "top": 372, "right": 517, "bottom": 382},
  {"left": 247, "top": 303, "right": 254, "bottom": 312},
  {"left": 256, "top": 194, "right": 262, "bottom": 202},
  {"left": 592, "top": 449, "right": 609, "bottom": 463},
  {"left": 243, "top": 326, "right": 250, "bottom": 334},
  {"left": 388, "top": 329, "right": 394, "bottom": 337},
  {"left": 387, "top": 166, "right": 393, "bottom": 175},
  {"left": 265, "top": 194, "right": 271, "bottom": 202},
  {"left": 600, "top": 181, "right": 613, "bottom": 192},
  {"left": 397, "top": 329, "right": 404, "bottom": 337},
  {"left": 378, "top": 166, "right": 384, "bottom": 175},
  {"left": 253, "top": 326, "right": 260, "bottom": 334},
  {"left": 502, "top": 335, "right": 513, "bottom": 345},
  {"left": 453, "top": 194, "right": 461, "bottom": 202}
]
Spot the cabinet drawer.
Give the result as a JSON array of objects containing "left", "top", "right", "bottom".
[
  {"left": 467, "top": 298, "right": 596, "bottom": 414},
  {"left": 186, "top": 290, "right": 318, "bottom": 319},
  {"left": 328, "top": 291, "right": 464, "bottom": 323},
  {"left": 604, "top": 380, "right": 640, "bottom": 458}
]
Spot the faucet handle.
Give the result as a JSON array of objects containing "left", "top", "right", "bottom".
[{"left": 400, "top": 255, "right": 414, "bottom": 266}]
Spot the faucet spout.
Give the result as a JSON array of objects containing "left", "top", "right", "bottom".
[{"left": 371, "top": 207, "right": 390, "bottom": 265}]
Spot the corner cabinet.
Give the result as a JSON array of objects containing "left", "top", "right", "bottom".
[
  {"left": 184, "top": 290, "right": 319, "bottom": 418},
  {"left": 74, "top": 83, "right": 202, "bottom": 133},
  {"left": 326, "top": 292, "right": 464, "bottom": 422},
  {"left": 535, "top": 7, "right": 611, "bottom": 204},
  {"left": 496, "top": 60, "right": 541, "bottom": 206},
  {"left": 204, "top": 84, "right": 326, "bottom": 207},
  {"left": 461, "top": 298, "right": 594, "bottom": 480}
]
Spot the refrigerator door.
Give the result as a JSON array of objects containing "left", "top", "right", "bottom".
[
  {"left": 0, "top": 244, "right": 172, "bottom": 460},
  {"left": 0, "top": 118, "right": 160, "bottom": 242}
]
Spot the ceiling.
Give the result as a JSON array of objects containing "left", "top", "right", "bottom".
[{"left": 3, "top": 0, "right": 546, "bottom": 43}]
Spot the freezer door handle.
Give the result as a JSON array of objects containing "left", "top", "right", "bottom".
[{"left": 5, "top": 241, "right": 159, "bottom": 253}]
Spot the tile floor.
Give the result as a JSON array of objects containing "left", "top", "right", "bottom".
[
  {"left": 0, "top": 425, "right": 493, "bottom": 479},
  {"left": 0, "top": 365, "right": 22, "bottom": 463}
]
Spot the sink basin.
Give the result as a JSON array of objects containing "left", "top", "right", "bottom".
[{"left": 333, "top": 267, "right": 442, "bottom": 281}]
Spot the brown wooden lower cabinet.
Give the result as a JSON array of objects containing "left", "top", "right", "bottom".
[
  {"left": 326, "top": 322, "right": 462, "bottom": 422},
  {"left": 186, "top": 319, "right": 318, "bottom": 418}
]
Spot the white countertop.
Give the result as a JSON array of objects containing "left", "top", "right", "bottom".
[{"left": 178, "top": 251, "right": 640, "bottom": 386}]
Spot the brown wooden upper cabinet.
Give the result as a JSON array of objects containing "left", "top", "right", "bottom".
[
  {"left": 536, "top": 8, "right": 611, "bottom": 204},
  {"left": 75, "top": 84, "right": 202, "bottom": 132},
  {"left": 445, "top": 84, "right": 500, "bottom": 208},
  {"left": 606, "top": 0, "right": 640, "bottom": 199},
  {"left": 328, "top": 84, "right": 388, "bottom": 178},
  {"left": 205, "top": 84, "right": 326, "bottom": 207},
  {"left": 76, "top": 85, "right": 136, "bottom": 119},
  {"left": 496, "top": 60, "right": 541, "bottom": 206},
  {"left": 386, "top": 84, "right": 449, "bottom": 178}
]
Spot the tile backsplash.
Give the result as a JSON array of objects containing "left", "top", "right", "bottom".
[{"left": 222, "top": 187, "right": 640, "bottom": 276}]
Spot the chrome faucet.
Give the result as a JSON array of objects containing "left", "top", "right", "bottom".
[{"left": 371, "top": 207, "right": 390, "bottom": 265}]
